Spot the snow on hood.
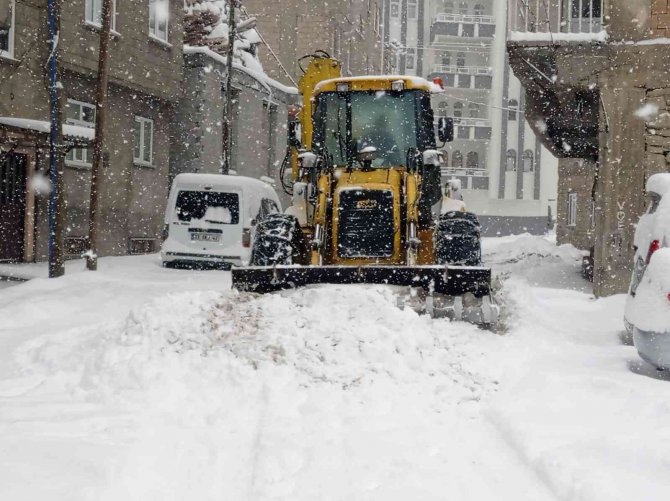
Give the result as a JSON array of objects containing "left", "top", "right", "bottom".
[
  {"left": 629, "top": 248, "right": 670, "bottom": 332},
  {"left": 647, "top": 172, "right": 670, "bottom": 197}
]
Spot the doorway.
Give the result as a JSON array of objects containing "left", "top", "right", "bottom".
[{"left": 0, "top": 153, "right": 27, "bottom": 262}]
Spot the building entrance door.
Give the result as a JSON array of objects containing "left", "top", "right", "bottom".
[{"left": 0, "top": 153, "right": 27, "bottom": 262}]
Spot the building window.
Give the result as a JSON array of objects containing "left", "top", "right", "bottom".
[
  {"left": 456, "top": 52, "right": 465, "bottom": 67},
  {"left": 408, "top": 0, "right": 418, "bottom": 19},
  {"left": 149, "top": 0, "right": 169, "bottom": 42},
  {"left": 406, "top": 48, "right": 416, "bottom": 69},
  {"left": 457, "top": 75, "right": 471, "bottom": 88},
  {"left": 452, "top": 150, "right": 463, "bottom": 168},
  {"left": 457, "top": 126, "right": 470, "bottom": 139},
  {"left": 571, "top": 0, "right": 601, "bottom": 19},
  {"left": 443, "top": 1, "right": 454, "bottom": 13},
  {"left": 437, "top": 101, "right": 449, "bottom": 116},
  {"left": 134, "top": 116, "right": 154, "bottom": 166},
  {"left": 568, "top": 192, "right": 578, "bottom": 227},
  {"left": 474, "top": 3, "right": 485, "bottom": 16},
  {"left": 441, "top": 52, "right": 451, "bottom": 66},
  {"left": 508, "top": 99, "right": 518, "bottom": 121},
  {"left": 85, "top": 0, "right": 117, "bottom": 30},
  {"left": 469, "top": 103, "right": 480, "bottom": 118},
  {"left": 390, "top": 0, "right": 400, "bottom": 18},
  {"left": 466, "top": 152, "right": 479, "bottom": 168},
  {"left": 459, "top": 1, "right": 468, "bottom": 15},
  {"left": 506, "top": 150, "right": 517, "bottom": 171},
  {"left": 453, "top": 102, "right": 463, "bottom": 118},
  {"left": 65, "top": 100, "right": 96, "bottom": 167},
  {"left": 523, "top": 150, "right": 534, "bottom": 172},
  {"left": 0, "top": 0, "right": 15, "bottom": 58}
]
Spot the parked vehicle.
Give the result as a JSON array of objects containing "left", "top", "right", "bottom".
[
  {"left": 624, "top": 173, "right": 670, "bottom": 369},
  {"left": 161, "top": 174, "right": 281, "bottom": 268}
]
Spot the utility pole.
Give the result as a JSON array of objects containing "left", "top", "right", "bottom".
[
  {"left": 86, "top": 0, "right": 113, "bottom": 271},
  {"left": 222, "top": 0, "right": 238, "bottom": 174},
  {"left": 47, "top": 0, "right": 64, "bottom": 278}
]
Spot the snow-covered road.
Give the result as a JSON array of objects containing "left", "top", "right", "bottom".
[{"left": 0, "top": 236, "right": 668, "bottom": 501}]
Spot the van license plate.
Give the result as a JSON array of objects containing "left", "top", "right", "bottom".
[{"left": 191, "top": 233, "right": 220, "bottom": 243}]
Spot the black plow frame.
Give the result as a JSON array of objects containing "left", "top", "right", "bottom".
[{"left": 231, "top": 265, "right": 492, "bottom": 297}]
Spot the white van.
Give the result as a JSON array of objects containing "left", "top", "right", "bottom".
[{"left": 161, "top": 174, "right": 282, "bottom": 268}]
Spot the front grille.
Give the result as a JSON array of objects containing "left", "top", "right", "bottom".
[{"left": 337, "top": 189, "right": 394, "bottom": 258}]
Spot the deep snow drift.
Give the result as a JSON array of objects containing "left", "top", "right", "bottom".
[{"left": 0, "top": 236, "right": 669, "bottom": 501}]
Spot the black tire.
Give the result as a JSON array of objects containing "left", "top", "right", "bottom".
[
  {"left": 434, "top": 211, "right": 482, "bottom": 266},
  {"left": 250, "top": 214, "right": 308, "bottom": 266}
]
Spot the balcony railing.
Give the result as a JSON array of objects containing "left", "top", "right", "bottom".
[
  {"left": 509, "top": 0, "right": 606, "bottom": 41},
  {"left": 441, "top": 167, "right": 488, "bottom": 177},
  {"left": 432, "top": 65, "right": 492, "bottom": 76},
  {"left": 433, "top": 13, "right": 495, "bottom": 25},
  {"left": 436, "top": 115, "right": 492, "bottom": 128}
]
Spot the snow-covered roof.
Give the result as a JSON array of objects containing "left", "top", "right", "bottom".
[
  {"left": 183, "top": 1, "right": 263, "bottom": 75},
  {"left": 172, "top": 173, "right": 276, "bottom": 193},
  {"left": 183, "top": 45, "right": 297, "bottom": 96},
  {"left": 183, "top": 1, "right": 297, "bottom": 96},
  {"left": 508, "top": 30, "right": 609, "bottom": 43},
  {"left": 0, "top": 117, "right": 95, "bottom": 140}
]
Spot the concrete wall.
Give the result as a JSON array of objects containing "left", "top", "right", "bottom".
[
  {"left": 556, "top": 158, "right": 596, "bottom": 252},
  {"left": 1, "top": 0, "right": 183, "bottom": 261}
]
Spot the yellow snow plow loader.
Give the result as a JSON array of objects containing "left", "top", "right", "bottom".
[{"left": 232, "top": 53, "right": 499, "bottom": 327}]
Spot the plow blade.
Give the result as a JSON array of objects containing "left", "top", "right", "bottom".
[{"left": 231, "top": 264, "right": 492, "bottom": 297}]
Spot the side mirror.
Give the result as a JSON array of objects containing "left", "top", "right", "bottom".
[
  {"left": 288, "top": 122, "right": 302, "bottom": 148},
  {"left": 437, "top": 117, "right": 454, "bottom": 144}
]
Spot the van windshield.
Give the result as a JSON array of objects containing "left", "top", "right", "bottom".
[{"left": 176, "top": 191, "right": 240, "bottom": 224}]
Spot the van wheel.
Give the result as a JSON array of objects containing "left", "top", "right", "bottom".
[{"left": 250, "top": 214, "right": 308, "bottom": 266}]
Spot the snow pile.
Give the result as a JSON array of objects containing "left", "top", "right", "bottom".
[
  {"left": 183, "top": 0, "right": 264, "bottom": 75},
  {"left": 508, "top": 30, "right": 609, "bottom": 43},
  {"left": 20, "top": 287, "right": 498, "bottom": 404},
  {"left": 483, "top": 233, "right": 584, "bottom": 267},
  {"left": 635, "top": 102, "right": 659, "bottom": 120},
  {"left": 5, "top": 286, "right": 555, "bottom": 500}
]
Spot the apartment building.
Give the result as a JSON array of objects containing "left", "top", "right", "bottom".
[
  {"left": 385, "top": 0, "right": 559, "bottom": 236},
  {"left": 0, "top": 0, "right": 184, "bottom": 262},
  {"left": 506, "top": 0, "right": 670, "bottom": 296}
]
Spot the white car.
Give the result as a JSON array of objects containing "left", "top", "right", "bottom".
[
  {"left": 161, "top": 174, "right": 282, "bottom": 268},
  {"left": 625, "top": 173, "right": 670, "bottom": 369}
]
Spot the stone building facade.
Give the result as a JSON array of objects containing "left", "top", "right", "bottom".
[
  {"left": 507, "top": 0, "right": 670, "bottom": 296},
  {"left": 0, "top": 0, "right": 184, "bottom": 262},
  {"left": 242, "top": 0, "right": 385, "bottom": 85}
]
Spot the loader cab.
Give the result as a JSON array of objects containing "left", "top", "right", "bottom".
[{"left": 311, "top": 77, "right": 440, "bottom": 169}]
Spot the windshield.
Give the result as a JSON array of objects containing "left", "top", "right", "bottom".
[{"left": 313, "top": 91, "right": 420, "bottom": 167}]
